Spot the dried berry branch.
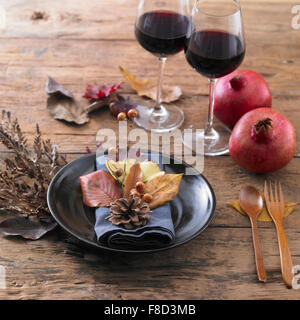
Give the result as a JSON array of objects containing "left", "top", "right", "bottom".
[{"left": 0, "top": 110, "right": 67, "bottom": 218}]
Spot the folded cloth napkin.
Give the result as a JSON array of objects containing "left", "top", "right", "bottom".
[{"left": 94, "top": 154, "right": 175, "bottom": 250}]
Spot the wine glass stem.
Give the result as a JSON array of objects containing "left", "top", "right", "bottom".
[
  {"left": 154, "top": 57, "right": 167, "bottom": 112},
  {"left": 205, "top": 78, "right": 217, "bottom": 136}
]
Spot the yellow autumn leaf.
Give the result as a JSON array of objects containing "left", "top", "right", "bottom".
[
  {"left": 106, "top": 159, "right": 162, "bottom": 183},
  {"left": 140, "top": 161, "right": 162, "bottom": 182},
  {"left": 228, "top": 192, "right": 298, "bottom": 222},
  {"left": 106, "top": 159, "right": 136, "bottom": 182},
  {"left": 119, "top": 65, "right": 155, "bottom": 92},
  {"left": 145, "top": 173, "right": 183, "bottom": 209}
]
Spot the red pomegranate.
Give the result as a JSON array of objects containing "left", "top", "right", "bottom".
[
  {"left": 214, "top": 70, "right": 272, "bottom": 129},
  {"left": 229, "top": 108, "right": 296, "bottom": 173}
]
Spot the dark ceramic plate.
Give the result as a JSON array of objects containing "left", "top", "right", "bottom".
[{"left": 47, "top": 153, "right": 216, "bottom": 253}]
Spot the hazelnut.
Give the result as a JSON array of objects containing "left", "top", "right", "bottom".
[
  {"left": 142, "top": 193, "right": 153, "bottom": 203},
  {"left": 114, "top": 168, "right": 123, "bottom": 177},
  {"left": 127, "top": 108, "right": 138, "bottom": 119},
  {"left": 135, "top": 181, "right": 146, "bottom": 194},
  {"left": 117, "top": 112, "right": 127, "bottom": 121}
]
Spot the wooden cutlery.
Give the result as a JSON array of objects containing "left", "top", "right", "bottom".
[
  {"left": 264, "top": 181, "right": 294, "bottom": 288},
  {"left": 239, "top": 182, "right": 294, "bottom": 288},
  {"left": 239, "top": 185, "right": 267, "bottom": 282}
]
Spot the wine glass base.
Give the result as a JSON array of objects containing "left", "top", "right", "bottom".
[
  {"left": 134, "top": 103, "right": 184, "bottom": 133},
  {"left": 183, "top": 122, "right": 231, "bottom": 156}
]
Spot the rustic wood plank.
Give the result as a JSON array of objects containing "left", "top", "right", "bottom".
[
  {"left": 0, "top": 220, "right": 300, "bottom": 299},
  {"left": 0, "top": 1, "right": 297, "bottom": 40}
]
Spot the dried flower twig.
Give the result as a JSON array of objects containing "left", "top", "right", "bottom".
[{"left": 0, "top": 110, "right": 67, "bottom": 218}]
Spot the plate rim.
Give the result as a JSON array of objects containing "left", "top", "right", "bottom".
[{"left": 47, "top": 152, "right": 216, "bottom": 254}]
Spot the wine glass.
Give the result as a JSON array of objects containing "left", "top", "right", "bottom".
[
  {"left": 184, "top": 0, "right": 245, "bottom": 155},
  {"left": 134, "top": 0, "right": 190, "bottom": 132}
]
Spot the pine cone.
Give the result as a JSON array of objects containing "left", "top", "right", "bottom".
[{"left": 108, "top": 194, "right": 150, "bottom": 230}]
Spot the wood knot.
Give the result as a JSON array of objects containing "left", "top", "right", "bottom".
[{"left": 31, "top": 11, "right": 48, "bottom": 21}]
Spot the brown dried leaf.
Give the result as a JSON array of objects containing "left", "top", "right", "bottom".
[
  {"left": 124, "top": 162, "right": 143, "bottom": 199},
  {"left": 46, "top": 76, "right": 89, "bottom": 125},
  {"left": 45, "top": 76, "right": 74, "bottom": 98},
  {"left": 47, "top": 95, "right": 89, "bottom": 125},
  {"left": 80, "top": 170, "right": 123, "bottom": 207},
  {"left": 0, "top": 216, "right": 57, "bottom": 240},
  {"left": 119, "top": 66, "right": 182, "bottom": 103},
  {"left": 145, "top": 173, "right": 183, "bottom": 209}
]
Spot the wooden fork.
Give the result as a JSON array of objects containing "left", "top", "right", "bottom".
[{"left": 264, "top": 181, "right": 294, "bottom": 288}]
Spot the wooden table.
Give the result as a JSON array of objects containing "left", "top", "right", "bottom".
[{"left": 0, "top": 0, "right": 299, "bottom": 300}]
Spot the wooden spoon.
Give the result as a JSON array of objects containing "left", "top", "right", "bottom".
[{"left": 239, "top": 185, "right": 267, "bottom": 282}]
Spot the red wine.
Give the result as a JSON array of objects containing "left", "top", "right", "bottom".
[
  {"left": 185, "top": 30, "right": 245, "bottom": 78},
  {"left": 135, "top": 10, "right": 189, "bottom": 57}
]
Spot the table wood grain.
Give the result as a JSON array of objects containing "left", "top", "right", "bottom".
[{"left": 0, "top": 0, "right": 299, "bottom": 299}]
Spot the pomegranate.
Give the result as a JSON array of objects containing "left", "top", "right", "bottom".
[
  {"left": 229, "top": 108, "right": 296, "bottom": 173},
  {"left": 214, "top": 70, "right": 272, "bottom": 129}
]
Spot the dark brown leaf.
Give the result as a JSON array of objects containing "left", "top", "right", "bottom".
[{"left": 0, "top": 216, "right": 57, "bottom": 240}]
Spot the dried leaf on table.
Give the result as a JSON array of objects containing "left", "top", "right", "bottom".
[
  {"left": 228, "top": 193, "right": 298, "bottom": 222},
  {"left": 145, "top": 173, "right": 183, "bottom": 209},
  {"left": 80, "top": 170, "right": 123, "bottom": 207},
  {"left": 124, "top": 162, "right": 143, "bottom": 199},
  {"left": 0, "top": 216, "right": 57, "bottom": 240},
  {"left": 119, "top": 66, "right": 155, "bottom": 92},
  {"left": 119, "top": 66, "right": 182, "bottom": 103},
  {"left": 47, "top": 95, "right": 89, "bottom": 125},
  {"left": 45, "top": 76, "right": 74, "bottom": 98},
  {"left": 46, "top": 76, "right": 89, "bottom": 125}
]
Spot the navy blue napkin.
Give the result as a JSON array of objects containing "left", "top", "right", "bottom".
[{"left": 94, "top": 154, "right": 175, "bottom": 250}]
